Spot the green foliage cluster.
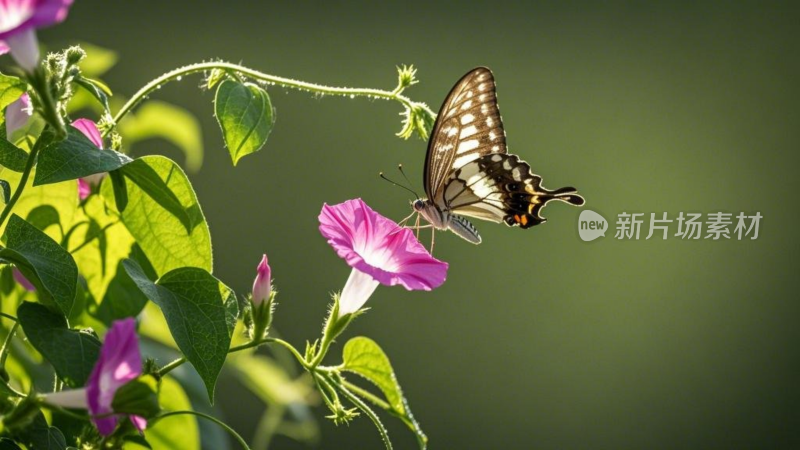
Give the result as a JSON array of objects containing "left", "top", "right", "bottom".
[{"left": 0, "top": 40, "right": 435, "bottom": 449}]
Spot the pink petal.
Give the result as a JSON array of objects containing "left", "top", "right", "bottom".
[
  {"left": 77, "top": 178, "right": 90, "bottom": 200},
  {"left": 251, "top": 254, "right": 271, "bottom": 305},
  {"left": 87, "top": 318, "right": 143, "bottom": 436},
  {"left": 319, "top": 198, "right": 447, "bottom": 291},
  {"left": 71, "top": 118, "right": 103, "bottom": 148},
  {"left": 0, "top": 0, "right": 73, "bottom": 39}
]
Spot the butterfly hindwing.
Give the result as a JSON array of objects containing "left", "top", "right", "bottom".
[
  {"left": 425, "top": 67, "right": 507, "bottom": 201},
  {"left": 445, "top": 154, "right": 585, "bottom": 228}
]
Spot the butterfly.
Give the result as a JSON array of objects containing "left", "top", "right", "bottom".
[{"left": 412, "top": 67, "right": 585, "bottom": 244}]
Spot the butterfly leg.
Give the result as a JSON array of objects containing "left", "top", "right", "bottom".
[
  {"left": 397, "top": 210, "right": 416, "bottom": 227},
  {"left": 430, "top": 227, "right": 436, "bottom": 254}
]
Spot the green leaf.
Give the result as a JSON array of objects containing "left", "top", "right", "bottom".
[
  {"left": 15, "top": 413, "right": 67, "bottom": 450},
  {"left": 68, "top": 193, "right": 140, "bottom": 308},
  {"left": 123, "top": 260, "right": 236, "bottom": 403},
  {"left": 0, "top": 167, "right": 79, "bottom": 240},
  {"left": 16, "top": 302, "right": 101, "bottom": 388},
  {"left": 101, "top": 156, "right": 211, "bottom": 276},
  {"left": 214, "top": 80, "right": 274, "bottom": 166},
  {"left": 0, "top": 125, "right": 28, "bottom": 172},
  {"left": 73, "top": 76, "right": 111, "bottom": 114},
  {"left": 0, "top": 215, "right": 78, "bottom": 315},
  {"left": 25, "top": 205, "right": 60, "bottom": 233},
  {"left": 0, "top": 179, "right": 10, "bottom": 204},
  {"left": 342, "top": 336, "right": 427, "bottom": 449},
  {"left": 118, "top": 101, "right": 204, "bottom": 172},
  {"left": 117, "top": 158, "right": 192, "bottom": 232},
  {"left": 112, "top": 376, "right": 160, "bottom": 418},
  {"left": 33, "top": 126, "right": 132, "bottom": 186},
  {"left": 123, "top": 377, "right": 198, "bottom": 450},
  {"left": 0, "top": 73, "right": 26, "bottom": 112},
  {"left": 122, "top": 436, "right": 151, "bottom": 449}
]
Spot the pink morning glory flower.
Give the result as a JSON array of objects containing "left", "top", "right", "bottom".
[
  {"left": 4, "top": 92, "right": 31, "bottom": 136},
  {"left": 0, "top": 0, "right": 74, "bottom": 72},
  {"left": 318, "top": 198, "right": 448, "bottom": 317},
  {"left": 252, "top": 254, "right": 272, "bottom": 305},
  {"left": 87, "top": 317, "right": 147, "bottom": 435},
  {"left": 43, "top": 318, "right": 146, "bottom": 435},
  {"left": 71, "top": 118, "right": 106, "bottom": 200}
]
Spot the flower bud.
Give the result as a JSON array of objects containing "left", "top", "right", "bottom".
[
  {"left": 247, "top": 254, "right": 275, "bottom": 341},
  {"left": 252, "top": 254, "right": 271, "bottom": 305}
]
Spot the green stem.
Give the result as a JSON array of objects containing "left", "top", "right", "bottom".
[
  {"left": 154, "top": 410, "right": 251, "bottom": 450},
  {"left": 323, "top": 372, "right": 393, "bottom": 450},
  {"left": 0, "top": 321, "right": 18, "bottom": 369},
  {"left": 157, "top": 338, "right": 273, "bottom": 377},
  {"left": 0, "top": 141, "right": 40, "bottom": 229},
  {"left": 270, "top": 338, "right": 310, "bottom": 369},
  {"left": 109, "top": 62, "right": 433, "bottom": 135},
  {"left": 341, "top": 379, "right": 392, "bottom": 412}
]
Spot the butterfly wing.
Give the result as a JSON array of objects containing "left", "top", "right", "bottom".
[
  {"left": 424, "top": 67, "right": 507, "bottom": 202},
  {"left": 446, "top": 153, "right": 585, "bottom": 228},
  {"left": 425, "top": 67, "right": 585, "bottom": 229}
]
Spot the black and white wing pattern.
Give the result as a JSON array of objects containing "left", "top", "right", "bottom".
[{"left": 424, "top": 67, "right": 584, "bottom": 232}]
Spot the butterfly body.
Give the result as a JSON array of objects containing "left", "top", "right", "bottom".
[
  {"left": 415, "top": 67, "right": 585, "bottom": 244},
  {"left": 413, "top": 199, "right": 482, "bottom": 244}
]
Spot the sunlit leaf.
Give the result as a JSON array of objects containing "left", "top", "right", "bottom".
[
  {"left": 214, "top": 80, "right": 274, "bottom": 166},
  {"left": 342, "top": 336, "right": 427, "bottom": 449},
  {"left": 101, "top": 155, "right": 211, "bottom": 276},
  {"left": 0, "top": 73, "right": 25, "bottom": 112}
]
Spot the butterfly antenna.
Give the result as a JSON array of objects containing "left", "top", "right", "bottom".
[
  {"left": 379, "top": 171, "right": 419, "bottom": 198},
  {"left": 397, "top": 164, "right": 420, "bottom": 198}
]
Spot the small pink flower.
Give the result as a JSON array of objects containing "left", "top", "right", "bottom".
[
  {"left": 319, "top": 198, "right": 448, "bottom": 316},
  {"left": 252, "top": 254, "right": 272, "bottom": 305},
  {"left": 5, "top": 92, "right": 31, "bottom": 136},
  {"left": 86, "top": 318, "right": 146, "bottom": 435},
  {"left": 0, "top": 0, "right": 74, "bottom": 71},
  {"left": 71, "top": 118, "right": 106, "bottom": 200}
]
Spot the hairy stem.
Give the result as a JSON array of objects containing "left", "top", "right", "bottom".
[
  {"left": 109, "top": 62, "right": 434, "bottom": 134},
  {"left": 323, "top": 372, "right": 393, "bottom": 450},
  {"left": 157, "top": 337, "right": 273, "bottom": 377},
  {"left": 0, "top": 141, "right": 40, "bottom": 229}
]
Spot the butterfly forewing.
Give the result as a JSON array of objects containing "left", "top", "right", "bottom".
[{"left": 424, "top": 67, "right": 507, "bottom": 201}]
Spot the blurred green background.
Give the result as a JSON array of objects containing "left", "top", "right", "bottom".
[{"left": 42, "top": 1, "right": 800, "bottom": 448}]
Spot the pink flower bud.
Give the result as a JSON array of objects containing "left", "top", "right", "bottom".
[{"left": 252, "top": 254, "right": 271, "bottom": 305}]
